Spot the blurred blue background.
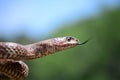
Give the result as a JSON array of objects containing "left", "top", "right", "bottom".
[
  {"left": 0, "top": 0, "right": 119, "bottom": 39},
  {"left": 0, "top": 0, "right": 120, "bottom": 80}
]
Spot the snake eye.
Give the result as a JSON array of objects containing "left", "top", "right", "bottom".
[{"left": 66, "top": 36, "right": 72, "bottom": 42}]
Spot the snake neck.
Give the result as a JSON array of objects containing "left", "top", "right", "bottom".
[
  {"left": 24, "top": 38, "right": 77, "bottom": 60},
  {"left": 25, "top": 41, "right": 56, "bottom": 59}
]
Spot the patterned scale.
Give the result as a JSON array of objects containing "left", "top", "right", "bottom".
[
  {"left": 0, "top": 60, "right": 28, "bottom": 80},
  {"left": 0, "top": 36, "right": 87, "bottom": 80},
  {"left": 0, "top": 42, "right": 28, "bottom": 60}
]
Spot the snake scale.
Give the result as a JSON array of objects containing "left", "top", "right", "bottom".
[{"left": 0, "top": 36, "right": 88, "bottom": 80}]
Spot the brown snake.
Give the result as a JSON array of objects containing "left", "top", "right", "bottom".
[{"left": 0, "top": 36, "right": 88, "bottom": 80}]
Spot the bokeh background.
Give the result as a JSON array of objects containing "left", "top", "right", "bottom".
[{"left": 0, "top": 0, "right": 120, "bottom": 80}]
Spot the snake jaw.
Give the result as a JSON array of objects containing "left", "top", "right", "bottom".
[{"left": 50, "top": 36, "right": 80, "bottom": 52}]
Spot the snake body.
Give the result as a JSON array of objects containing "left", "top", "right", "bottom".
[{"left": 0, "top": 36, "right": 87, "bottom": 80}]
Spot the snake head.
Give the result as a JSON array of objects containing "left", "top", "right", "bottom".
[{"left": 52, "top": 36, "right": 88, "bottom": 52}]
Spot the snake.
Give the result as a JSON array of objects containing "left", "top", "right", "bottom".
[{"left": 0, "top": 36, "right": 88, "bottom": 80}]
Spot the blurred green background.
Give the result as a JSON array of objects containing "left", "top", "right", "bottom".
[
  {"left": 0, "top": 1, "right": 120, "bottom": 80},
  {"left": 26, "top": 8, "right": 120, "bottom": 80}
]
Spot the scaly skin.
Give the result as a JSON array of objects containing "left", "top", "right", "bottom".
[{"left": 0, "top": 36, "right": 88, "bottom": 80}]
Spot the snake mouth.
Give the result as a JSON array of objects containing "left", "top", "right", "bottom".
[{"left": 77, "top": 39, "right": 90, "bottom": 45}]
